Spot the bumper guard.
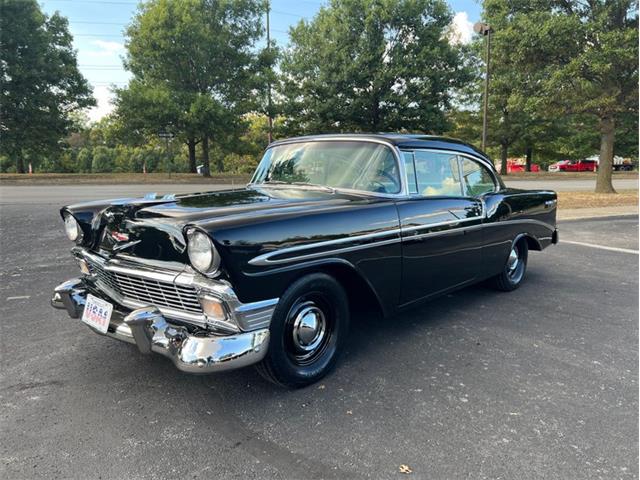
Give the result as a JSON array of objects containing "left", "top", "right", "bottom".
[{"left": 52, "top": 279, "right": 270, "bottom": 373}]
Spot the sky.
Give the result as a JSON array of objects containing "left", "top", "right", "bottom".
[{"left": 40, "top": 0, "right": 482, "bottom": 122}]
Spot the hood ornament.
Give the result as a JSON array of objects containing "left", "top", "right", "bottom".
[
  {"left": 110, "top": 230, "right": 130, "bottom": 242},
  {"left": 107, "top": 229, "right": 141, "bottom": 253}
]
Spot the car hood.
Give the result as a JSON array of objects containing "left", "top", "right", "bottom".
[{"left": 65, "top": 187, "right": 376, "bottom": 263}]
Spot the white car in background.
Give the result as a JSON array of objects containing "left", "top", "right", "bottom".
[{"left": 585, "top": 155, "right": 635, "bottom": 171}]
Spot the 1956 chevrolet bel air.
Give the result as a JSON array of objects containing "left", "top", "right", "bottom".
[{"left": 52, "top": 134, "right": 558, "bottom": 387}]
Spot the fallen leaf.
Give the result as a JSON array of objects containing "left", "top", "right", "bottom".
[{"left": 399, "top": 464, "right": 412, "bottom": 474}]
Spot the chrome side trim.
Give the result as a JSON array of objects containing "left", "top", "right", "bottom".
[
  {"left": 247, "top": 216, "right": 555, "bottom": 267},
  {"left": 400, "top": 214, "right": 482, "bottom": 234},
  {"left": 248, "top": 228, "right": 402, "bottom": 266},
  {"left": 250, "top": 237, "right": 402, "bottom": 266},
  {"left": 483, "top": 218, "right": 556, "bottom": 232}
]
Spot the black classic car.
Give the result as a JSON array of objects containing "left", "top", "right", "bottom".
[{"left": 52, "top": 134, "right": 558, "bottom": 387}]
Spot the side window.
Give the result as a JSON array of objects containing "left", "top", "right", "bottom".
[
  {"left": 460, "top": 157, "right": 496, "bottom": 196},
  {"left": 413, "top": 150, "right": 463, "bottom": 197},
  {"left": 402, "top": 151, "right": 418, "bottom": 194}
]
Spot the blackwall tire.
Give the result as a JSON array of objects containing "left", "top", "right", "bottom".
[
  {"left": 491, "top": 238, "right": 529, "bottom": 292},
  {"left": 256, "top": 273, "right": 350, "bottom": 388}
]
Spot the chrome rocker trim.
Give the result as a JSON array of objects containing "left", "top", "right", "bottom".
[{"left": 52, "top": 279, "right": 270, "bottom": 374}]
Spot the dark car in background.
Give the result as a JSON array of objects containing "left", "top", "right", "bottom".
[{"left": 52, "top": 134, "right": 558, "bottom": 387}]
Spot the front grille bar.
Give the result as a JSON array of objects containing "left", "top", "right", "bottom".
[{"left": 85, "top": 257, "right": 204, "bottom": 316}]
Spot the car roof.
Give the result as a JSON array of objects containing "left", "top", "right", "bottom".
[{"left": 269, "top": 133, "right": 492, "bottom": 165}]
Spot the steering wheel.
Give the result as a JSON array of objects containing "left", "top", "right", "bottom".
[{"left": 369, "top": 170, "right": 400, "bottom": 193}]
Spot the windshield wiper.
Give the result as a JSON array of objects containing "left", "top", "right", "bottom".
[
  {"left": 291, "top": 182, "right": 335, "bottom": 193},
  {"left": 250, "top": 180, "right": 335, "bottom": 193}
]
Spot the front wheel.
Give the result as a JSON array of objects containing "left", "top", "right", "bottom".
[
  {"left": 490, "top": 238, "right": 529, "bottom": 292},
  {"left": 256, "top": 273, "right": 349, "bottom": 388}
]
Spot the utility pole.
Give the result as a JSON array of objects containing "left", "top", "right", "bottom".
[
  {"left": 266, "top": 1, "right": 273, "bottom": 144},
  {"left": 474, "top": 22, "right": 493, "bottom": 151}
]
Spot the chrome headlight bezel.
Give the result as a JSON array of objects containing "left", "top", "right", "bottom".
[
  {"left": 63, "top": 213, "right": 83, "bottom": 243},
  {"left": 187, "top": 229, "right": 221, "bottom": 276}
]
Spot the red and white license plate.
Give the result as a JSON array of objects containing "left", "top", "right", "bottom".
[{"left": 81, "top": 294, "right": 113, "bottom": 334}]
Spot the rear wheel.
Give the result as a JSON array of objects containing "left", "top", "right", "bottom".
[
  {"left": 491, "top": 238, "right": 529, "bottom": 292},
  {"left": 256, "top": 273, "right": 349, "bottom": 388}
]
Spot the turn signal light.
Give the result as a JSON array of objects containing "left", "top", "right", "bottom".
[
  {"left": 199, "top": 295, "right": 226, "bottom": 321},
  {"left": 78, "top": 259, "right": 91, "bottom": 275}
]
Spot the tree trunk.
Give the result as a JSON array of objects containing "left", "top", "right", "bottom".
[
  {"left": 187, "top": 138, "right": 197, "bottom": 173},
  {"left": 525, "top": 145, "right": 532, "bottom": 172},
  {"left": 371, "top": 98, "right": 380, "bottom": 131},
  {"left": 201, "top": 135, "right": 211, "bottom": 177},
  {"left": 16, "top": 154, "right": 25, "bottom": 174},
  {"left": 215, "top": 143, "right": 224, "bottom": 173},
  {"left": 500, "top": 142, "right": 508, "bottom": 176},
  {"left": 595, "top": 116, "right": 616, "bottom": 193}
]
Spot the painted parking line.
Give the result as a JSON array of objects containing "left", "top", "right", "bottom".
[{"left": 561, "top": 240, "right": 639, "bottom": 255}]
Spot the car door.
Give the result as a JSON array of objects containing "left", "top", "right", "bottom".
[{"left": 396, "top": 150, "right": 485, "bottom": 306}]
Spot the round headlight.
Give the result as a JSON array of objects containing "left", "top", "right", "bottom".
[
  {"left": 64, "top": 213, "right": 82, "bottom": 242},
  {"left": 187, "top": 230, "right": 220, "bottom": 275}
]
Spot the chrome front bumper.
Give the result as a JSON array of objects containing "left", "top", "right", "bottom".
[{"left": 51, "top": 279, "right": 270, "bottom": 373}]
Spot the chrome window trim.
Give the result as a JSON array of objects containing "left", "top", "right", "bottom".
[
  {"left": 399, "top": 148, "right": 499, "bottom": 198},
  {"left": 457, "top": 153, "right": 499, "bottom": 196},
  {"left": 250, "top": 137, "right": 409, "bottom": 198}
]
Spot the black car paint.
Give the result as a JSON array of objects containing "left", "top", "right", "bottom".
[{"left": 62, "top": 134, "right": 557, "bottom": 318}]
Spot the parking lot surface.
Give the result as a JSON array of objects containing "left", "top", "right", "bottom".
[
  {"left": 1, "top": 187, "right": 638, "bottom": 479},
  {"left": 0, "top": 175, "right": 638, "bottom": 205}
]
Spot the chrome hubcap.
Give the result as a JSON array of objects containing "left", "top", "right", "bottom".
[
  {"left": 507, "top": 247, "right": 519, "bottom": 273},
  {"left": 291, "top": 302, "right": 326, "bottom": 353}
]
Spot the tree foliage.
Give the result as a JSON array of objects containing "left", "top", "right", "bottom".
[
  {"left": 116, "top": 0, "right": 267, "bottom": 175},
  {"left": 279, "top": 0, "right": 472, "bottom": 134},
  {"left": 483, "top": 0, "right": 638, "bottom": 190},
  {"left": 0, "top": 0, "right": 95, "bottom": 173}
]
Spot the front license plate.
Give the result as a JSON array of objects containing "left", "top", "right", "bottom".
[{"left": 81, "top": 294, "right": 113, "bottom": 334}]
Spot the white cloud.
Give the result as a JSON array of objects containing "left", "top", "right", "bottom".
[
  {"left": 86, "top": 85, "right": 115, "bottom": 122},
  {"left": 85, "top": 40, "right": 125, "bottom": 58},
  {"left": 449, "top": 11, "right": 474, "bottom": 45}
]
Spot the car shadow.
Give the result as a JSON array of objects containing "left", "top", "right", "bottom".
[{"left": 92, "top": 277, "right": 537, "bottom": 400}]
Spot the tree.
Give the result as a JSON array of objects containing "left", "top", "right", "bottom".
[
  {"left": 120, "top": 0, "right": 266, "bottom": 176},
  {"left": 491, "top": 0, "right": 638, "bottom": 192},
  {"left": 279, "top": 0, "right": 472, "bottom": 134},
  {"left": 0, "top": 0, "right": 95, "bottom": 173},
  {"left": 115, "top": 79, "right": 200, "bottom": 171}
]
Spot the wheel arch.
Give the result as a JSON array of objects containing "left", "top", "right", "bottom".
[
  {"left": 513, "top": 232, "right": 542, "bottom": 251},
  {"left": 286, "top": 259, "right": 389, "bottom": 318}
]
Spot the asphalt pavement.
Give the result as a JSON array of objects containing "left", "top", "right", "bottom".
[
  {"left": 0, "top": 176, "right": 638, "bottom": 206},
  {"left": 0, "top": 187, "right": 638, "bottom": 479},
  {"left": 504, "top": 178, "right": 638, "bottom": 192}
]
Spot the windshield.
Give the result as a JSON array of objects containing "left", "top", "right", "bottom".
[{"left": 251, "top": 141, "right": 401, "bottom": 194}]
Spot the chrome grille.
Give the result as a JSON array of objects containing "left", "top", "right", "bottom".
[{"left": 88, "top": 260, "right": 203, "bottom": 314}]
